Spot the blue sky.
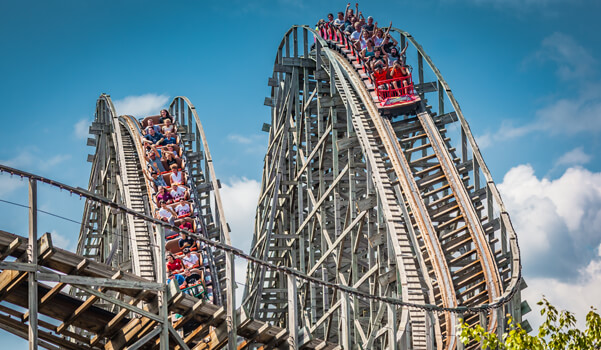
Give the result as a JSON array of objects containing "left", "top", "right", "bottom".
[{"left": 1, "top": 0, "right": 601, "bottom": 346}]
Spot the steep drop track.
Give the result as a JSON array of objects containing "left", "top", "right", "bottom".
[{"left": 244, "top": 25, "right": 524, "bottom": 350}]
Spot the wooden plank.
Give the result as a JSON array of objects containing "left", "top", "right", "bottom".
[
  {"left": 56, "top": 271, "right": 123, "bottom": 333},
  {"left": 0, "top": 312, "right": 91, "bottom": 350},
  {"left": 36, "top": 272, "right": 163, "bottom": 291}
]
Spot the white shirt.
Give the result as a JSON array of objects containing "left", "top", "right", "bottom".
[
  {"left": 170, "top": 171, "right": 183, "bottom": 185},
  {"left": 182, "top": 254, "right": 199, "bottom": 268},
  {"left": 175, "top": 203, "right": 191, "bottom": 216},
  {"left": 170, "top": 186, "right": 187, "bottom": 200},
  {"left": 158, "top": 207, "right": 173, "bottom": 219}
]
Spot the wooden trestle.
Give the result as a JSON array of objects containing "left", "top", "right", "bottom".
[{"left": 0, "top": 230, "right": 339, "bottom": 350}]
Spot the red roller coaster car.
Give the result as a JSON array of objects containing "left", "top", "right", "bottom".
[{"left": 374, "top": 73, "right": 421, "bottom": 114}]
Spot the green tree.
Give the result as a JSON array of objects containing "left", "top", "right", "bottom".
[{"left": 458, "top": 298, "right": 601, "bottom": 349}]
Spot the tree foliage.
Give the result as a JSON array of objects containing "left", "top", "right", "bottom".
[{"left": 458, "top": 297, "right": 601, "bottom": 349}]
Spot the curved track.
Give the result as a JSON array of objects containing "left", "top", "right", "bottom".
[
  {"left": 244, "top": 25, "right": 523, "bottom": 350},
  {"left": 78, "top": 94, "right": 232, "bottom": 306}
]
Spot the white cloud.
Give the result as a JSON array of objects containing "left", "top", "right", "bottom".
[
  {"left": 235, "top": 258, "right": 249, "bottom": 308},
  {"left": 499, "top": 165, "right": 601, "bottom": 278},
  {"left": 227, "top": 134, "right": 254, "bottom": 144},
  {"left": 498, "top": 164, "right": 601, "bottom": 327},
  {"left": 73, "top": 118, "right": 91, "bottom": 140},
  {"left": 532, "top": 84, "right": 601, "bottom": 135},
  {"left": 475, "top": 120, "right": 536, "bottom": 148},
  {"left": 220, "top": 177, "right": 261, "bottom": 306},
  {"left": 226, "top": 133, "right": 268, "bottom": 155},
  {"left": 113, "top": 94, "right": 169, "bottom": 117},
  {"left": 49, "top": 229, "right": 76, "bottom": 252},
  {"left": 523, "top": 259, "right": 601, "bottom": 329},
  {"left": 220, "top": 177, "right": 261, "bottom": 254},
  {"left": 554, "top": 147, "right": 592, "bottom": 168}
]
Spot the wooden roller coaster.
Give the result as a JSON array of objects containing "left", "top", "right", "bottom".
[{"left": 0, "top": 22, "right": 527, "bottom": 350}]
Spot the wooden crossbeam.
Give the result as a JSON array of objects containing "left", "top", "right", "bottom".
[
  {"left": 89, "top": 291, "right": 148, "bottom": 347},
  {"left": 172, "top": 299, "right": 204, "bottom": 330},
  {"left": 0, "top": 238, "right": 20, "bottom": 261},
  {"left": 168, "top": 325, "right": 191, "bottom": 350},
  {"left": 56, "top": 270, "right": 122, "bottom": 334},
  {"left": 23, "top": 259, "right": 90, "bottom": 322},
  {"left": 105, "top": 317, "right": 157, "bottom": 350},
  {"left": 237, "top": 323, "right": 269, "bottom": 349},
  {"left": 0, "top": 312, "right": 93, "bottom": 350}
]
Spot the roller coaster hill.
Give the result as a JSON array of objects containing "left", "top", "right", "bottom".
[{"left": 0, "top": 16, "right": 528, "bottom": 350}]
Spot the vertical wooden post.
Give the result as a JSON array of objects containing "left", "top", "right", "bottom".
[
  {"left": 438, "top": 80, "right": 444, "bottom": 116},
  {"left": 287, "top": 274, "right": 298, "bottom": 350},
  {"left": 479, "top": 311, "right": 488, "bottom": 349},
  {"left": 226, "top": 251, "right": 236, "bottom": 349},
  {"left": 179, "top": 99, "right": 185, "bottom": 126},
  {"left": 340, "top": 291, "right": 351, "bottom": 350},
  {"left": 303, "top": 27, "right": 309, "bottom": 58},
  {"left": 158, "top": 225, "right": 169, "bottom": 350},
  {"left": 28, "top": 179, "right": 38, "bottom": 350},
  {"left": 293, "top": 27, "right": 298, "bottom": 58},
  {"left": 496, "top": 306, "right": 504, "bottom": 340},
  {"left": 387, "top": 304, "right": 398, "bottom": 350},
  {"left": 461, "top": 128, "right": 467, "bottom": 163},
  {"left": 418, "top": 52, "right": 424, "bottom": 85}
]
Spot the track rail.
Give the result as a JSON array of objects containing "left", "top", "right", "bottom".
[
  {"left": 114, "top": 115, "right": 158, "bottom": 280},
  {"left": 325, "top": 54, "right": 428, "bottom": 349},
  {"left": 331, "top": 52, "right": 460, "bottom": 349}
]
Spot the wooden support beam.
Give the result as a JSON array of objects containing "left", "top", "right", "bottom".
[
  {"left": 0, "top": 312, "right": 91, "bottom": 350},
  {"left": 56, "top": 270, "right": 123, "bottom": 334},
  {"left": 75, "top": 284, "right": 163, "bottom": 323},
  {"left": 89, "top": 291, "right": 148, "bottom": 347},
  {"left": 126, "top": 325, "right": 161, "bottom": 350},
  {"left": 0, "top": 238, "right": 20, "bottom": 261},
  {"left": 0, "top": 261, "right": 37, "bottom": 272},
  {"left": 28, "top": 178, "right": 38, "bottom": 350},
  {"left": 36, "top": 272, "right": 163, "bottom": 291},
  {"left": 168, "top": 325, "right": 190, "bottom": 350},
  {"left": 23, "top": 259, "right": 90, "bottom": 322}
]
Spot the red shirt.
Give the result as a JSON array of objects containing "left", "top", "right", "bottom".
[
  {"left": 390, "top": 67, "right": 407, "bottom": 79},
  {"left": 167, "top": 259, "right": 183, "bottom": 272},
  {"left": 179, "top": 221, "right": 193, "bottom": 231},
  {"left": 373, "top": 69, "right": 388, "bottom": 83}
]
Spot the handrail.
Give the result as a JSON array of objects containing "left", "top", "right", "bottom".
[{"left": 0, "top": 161, "right": 517, "bottom": 313}]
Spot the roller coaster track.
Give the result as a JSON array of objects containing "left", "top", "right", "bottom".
[
  {"left": 243, "top": 25, "right": 525, "bottom": 350},
  {"left": 78, "top": 95, "right": 231, "bottom": 305}
]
